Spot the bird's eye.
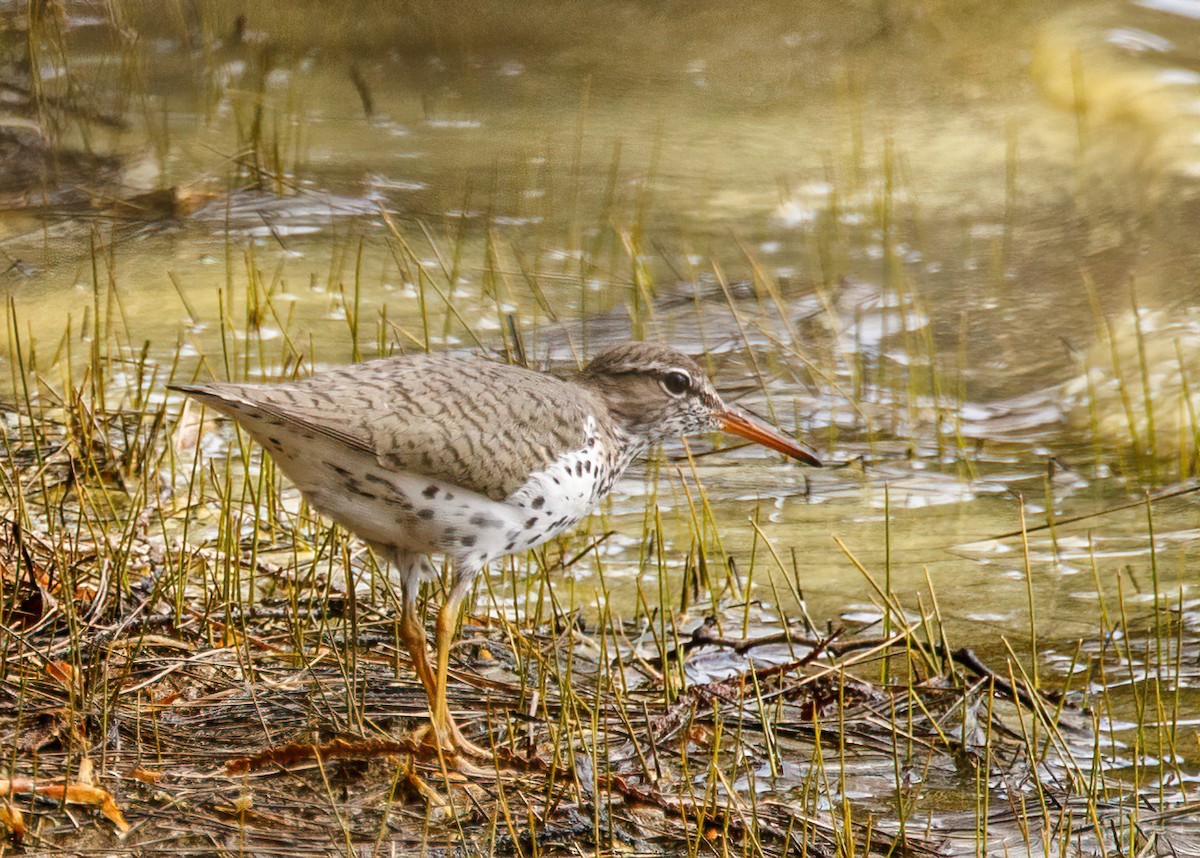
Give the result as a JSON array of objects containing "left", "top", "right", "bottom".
[{"left": 661, "top": 371, "right": 691, "bottom": 397}]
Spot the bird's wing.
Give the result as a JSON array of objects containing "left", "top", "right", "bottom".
[{"left": 170, "top": 354, "right": 598, "bottom": 501}]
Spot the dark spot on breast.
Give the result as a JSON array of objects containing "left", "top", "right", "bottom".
[
  {"left": 584, "top": 460, "right": 592, "bottom": 473},
  {"left": 417, "top": 508, "right": 435, "bottom": 520},
  {"left": 461, "top": 535, "right": 477, "bottom": 547},
  {"left": 444, "top": 493, "right": 454, "bottom": 501},
  {"left": 524, "top": 517, "right": 537, "bottom": 529},
  {"left": 532, "top": 495, "right": 545, "bottom": 509},
  {"left": 575, "top": 461, "right": 584, "bottom": 477},
  {"left": 470, "top": 513, "right": 502, "bottom": 528},
  {"left": 423, "top": 485, "right": 439, "bottom": 499},
  {"left": 365, "top": 473, "right": 391, "bottom": 486},
  {"left": 505, "top": 541, "right": 516, "bottom": 551},
  {"left": 328, "top": 463, "right": 353, "bottom": 479}
]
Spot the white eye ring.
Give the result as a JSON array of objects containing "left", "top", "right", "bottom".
[{"left": 660, "top": 371, "right": 691, "bottom": 397}]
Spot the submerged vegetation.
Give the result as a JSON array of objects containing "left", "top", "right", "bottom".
[{"left": 1, "top": 0, "right": 1199, "bottom": 855}]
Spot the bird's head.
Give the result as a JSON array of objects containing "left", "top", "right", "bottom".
[{"left": 580, "top": 342, "right": 821, "bottom": 465}]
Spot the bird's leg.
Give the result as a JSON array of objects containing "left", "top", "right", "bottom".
[
  {"left": 398, "top": 579, "right": 438, "bottom": 709},
  {"left": 399, "top": 568, "right": 489, "bottom": 761},
  {"left": 430, "top": 570, "right": 490, "bottom": 759}
]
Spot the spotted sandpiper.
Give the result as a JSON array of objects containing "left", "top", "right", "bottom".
[{"left": 170, "top": 342, "right": 819, "bottom": 759}]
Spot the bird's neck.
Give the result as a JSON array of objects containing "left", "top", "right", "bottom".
[{"left": 605, "top": 424, "right": 654, "bottom": 478}]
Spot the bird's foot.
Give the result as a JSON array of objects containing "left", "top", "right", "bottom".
[{"left": 411, "top": 720, "right": 494, "bottom": 772}]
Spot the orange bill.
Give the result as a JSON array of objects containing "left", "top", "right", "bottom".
[{"left": 719, "top": 409, "right": 822, "bottom": 466}]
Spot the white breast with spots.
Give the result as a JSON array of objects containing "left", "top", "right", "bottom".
[
  {"left": 234, "top": 409, "right": 616, "bottom": 571},
  {"left": 502, "top": 415, "right": 614, "bottom": 554}
]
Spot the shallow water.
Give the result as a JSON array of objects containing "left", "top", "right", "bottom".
[{"left": 5, "top": 0, "right": 1199, "bottom": 643}]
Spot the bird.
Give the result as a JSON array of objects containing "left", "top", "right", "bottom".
[{"left": 169, "top": 342, "right": 820, "bottom": 760}]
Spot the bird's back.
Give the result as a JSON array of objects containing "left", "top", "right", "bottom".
[{"left": 170, "top": 352, "right": 608, "bottom": 502}]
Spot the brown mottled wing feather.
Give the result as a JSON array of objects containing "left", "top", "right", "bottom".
[{"left": 170, "top": 354, "right": 599, "bottom": 501}]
